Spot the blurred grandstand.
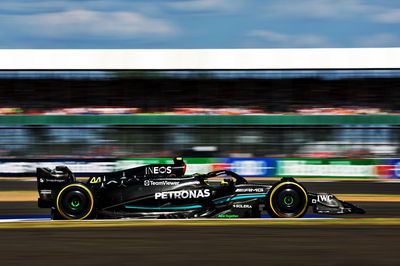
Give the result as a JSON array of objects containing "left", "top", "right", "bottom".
[
  {"left": 0, "top": 70, "right": 399, "bottom": 159},
  {"left": 0, "top": 70, "right": 399, "bottom": 115}
]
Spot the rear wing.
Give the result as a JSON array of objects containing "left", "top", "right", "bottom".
[{"left": 37, "top": 166, "right": 75, "bottom": 208}]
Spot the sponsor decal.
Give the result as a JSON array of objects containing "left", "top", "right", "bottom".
[
  {"left": 232, "top": 160, "right": 267, "bottom": 176},
  {"left": 217, "top": 214, "right": 239, "bottom": 218},
  {"left": 277, "top": 159, "right": 375, "bottom": 177},
  {"left": 393, "top": 161, "right": 400, "bottom": 177},
  {"left": 383, "top": 159, "right": 400, "bottom": 178},
  {"left": 233, "top": 204, "right": 252, "bottom": 208},
  {"left": 45, "top": 179, "right": 66, "bottom": 183},
  {"left": 89, "top": 177, "right": 102, "bottom": 184},
  {"left": 116, "top": 158, "right": 215, "bottom": 174},
  {"left": 312, "top": 195, "right": 334, "bottom": 204},
  {"left": 0, "top": 160, "right": 115, "bottom": 175},
  {"left": 155, "top": 189, "right": 211, "bottom": 200},
  {"left": 145, "top": 166, "right": 172, "bottom": 175},
  {"left": 225, "top": 158, "right": 277, "bottom": 177},
  {"left": 144, "top": 180, "right": 180, "bottom": 186},
  {"left": 317, "top": 194, "right": 333, "bottom": 202},
  {"left": 235, "top": 188, "right": 264, "bottom": 193}
]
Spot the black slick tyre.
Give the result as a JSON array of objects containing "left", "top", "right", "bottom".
[
  {"left": 56, "top": 183, "right": 95, "bottom": 220},
  {"left": 267, "top": 181, "right": 308, "bottom": 218}
]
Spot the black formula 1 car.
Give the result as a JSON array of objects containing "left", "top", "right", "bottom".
[{"left": 36, "top": 157, "right": 365, "bottom": 220}]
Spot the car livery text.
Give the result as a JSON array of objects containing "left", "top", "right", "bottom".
[
  {"left": 155, "top": 189, "right": 211, "bottom": 200},
  {"left": 145, "top": 166, "right": 172, "bottom": 175}
]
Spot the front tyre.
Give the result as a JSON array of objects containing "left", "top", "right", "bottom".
[
  {"left": 267, "top": 181, "right": 308, "bottom": 218},
  {"left": 56, "top": 183, "right": 95, "bottom": 220}
]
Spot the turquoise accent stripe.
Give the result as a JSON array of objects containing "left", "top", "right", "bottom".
[
  {"left": 231, "top": 195, "right": 266, "bottom": 200},
  {"left": 213, "top": 197, "right": 231, "bottom": 204},
  {"left": 213, "top": 194, "right": 266, "bottom": 204},
  {"left": 125, "top": 205, "right": 202, "bottom": 210}
]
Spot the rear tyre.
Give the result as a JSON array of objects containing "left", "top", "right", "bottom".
[
  {"left": 267, "top": 181, "right": 308, "bottom": 218},
  {"left": 56, "top": 183, "right": 95, "bottom": 220}
]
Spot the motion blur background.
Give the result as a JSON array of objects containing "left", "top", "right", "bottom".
[
  {"left": 0, "top": 69, "right": 399, "bottom": 160},
  {"left": 1, "top": 0, "right": 400, "bottom": 173}
]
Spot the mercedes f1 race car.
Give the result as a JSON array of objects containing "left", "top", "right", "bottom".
[{"left": 37, "top": 157, "right": 365, "bottom": 220}]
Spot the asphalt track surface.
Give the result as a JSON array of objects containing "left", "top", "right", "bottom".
[
  {"left": 1, "top": 180, "right": 400, "bottom": 265},
  {"left": 1, "top": 224, "right": 400, "bottom": 265}
]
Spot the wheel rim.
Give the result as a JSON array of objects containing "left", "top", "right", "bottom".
[
  {"left": 283, "top": 195, "right": 294, "bottom": 206},
  {"left": 70, "top": 198, "right": 80, "bottom": 208},
  {"left": 276, "top": 188, "right": 301, "bottom": 213}
]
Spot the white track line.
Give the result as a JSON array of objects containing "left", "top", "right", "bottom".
[{"left": 0, "top": 217, "right": 340, "bottom": 223}]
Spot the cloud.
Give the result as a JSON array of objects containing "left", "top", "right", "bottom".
[
  {"left": 262, "top": 0, "right": 400, "bottom": 24},
  {"left": 248, "top": 30, "right": 330, "bottom": 47},
  {"left": 0, "top": 0, "right": 398, "bottom": 48},
  {"left": 373, "top": 9, "right": 400, "bottom": 23},
  {"left": 250, "top": 31, "right": 289, "bottom": 43},
  {"left": 166, "top": 0, "right": 243, "bottom": 13},
  {"left": 263, "top": 0, "right": 374, "bottom": 19},
  {"left": 0, "top": 0, "right": 139, "bottom": 14},
  {"left": 0, "top": 9, "right": 178, "bottom": 39},
  {"left": 355, "top": 33, "right": 400, "bottom": 47}
]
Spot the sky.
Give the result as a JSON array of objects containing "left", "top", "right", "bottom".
[{"left": 0, "top": 0, "right": 399, "bottom": 48}]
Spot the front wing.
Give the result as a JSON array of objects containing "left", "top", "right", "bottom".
[{"left": 309, "top": 193, "right": 365, "bottom": 215}]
